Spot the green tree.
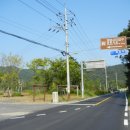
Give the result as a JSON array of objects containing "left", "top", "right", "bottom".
[
  {"left": 118, "top": 20, "right": 130, "bottom": 93},
  {"left": 69, "top": 57, "right": 80, "bottom": 85},
  {"left": 27, "top": 58, "right": 50, "bottom": 86},
  {"left": 0, "top": 54, "right": 22, "bottom": 92},
  {"left": 49, "top": 58, "right": 66, "bottom": 85}
]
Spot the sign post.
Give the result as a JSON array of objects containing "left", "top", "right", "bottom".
[
  {"left": 81, "top": 60, "right": 108, "bottom": 95},
  {"left": 100, "top": 36, "right": 127, "bottom": 50},
  {"left": 110, "top": 50, "right": 126, "bottom": 56}
]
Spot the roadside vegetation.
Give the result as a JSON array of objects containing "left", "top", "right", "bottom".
[
  {"left": 0, "top": 53, "right": 126, "bottom": 102},
  {"left": 118, "top": 20, "right": 130, "bottom": 94},
  {"left": 0, "top": 49, "right": 128, "bottom": 102},
  {"left": 127, "top": 92, "right": 130, "bottom": 106}
]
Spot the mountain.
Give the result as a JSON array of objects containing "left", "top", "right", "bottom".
[
  {"left": 86, "top": 64, "right": 127, "bottom": 87},
  {"left": 19, "top": 69, "right": 34, "bottom": 81},
  {"left": 0, "top": 64, "right": 127, "bottom": 87}
]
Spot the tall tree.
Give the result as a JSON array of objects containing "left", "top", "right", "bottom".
[
  {"left": 0, "top": 54, "right": 22, "bottom": 92},
  {"left": 118, "top": 20, "right": 130, "bottom": 93},
  {"left": 27, "top": 58, "right": 50, "bottom": 85}
]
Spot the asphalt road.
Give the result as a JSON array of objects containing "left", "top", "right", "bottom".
[{"left": 0, "top": 92, "right": 129, "bottom": 130}]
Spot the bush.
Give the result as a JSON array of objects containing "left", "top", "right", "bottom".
[
  {"left": 95, "top": 90, "right": 106, "bottom": 95},
  {"left": 12, "top": 92, "right": 23, "bottom": 97},
  {"left": 49, "top": 82, "right": 57, "bottom": 93},
  {"left": 0, "top": 91, "right": 3, "bottom": 95}
]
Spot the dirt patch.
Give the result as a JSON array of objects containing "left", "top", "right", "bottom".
[{"left": 0, "top": 93, "right": 83, "bottom": 104}]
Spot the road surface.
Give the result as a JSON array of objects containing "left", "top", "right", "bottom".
[{"left": 0, "top": 92, "right": 129, "bottom": 130}]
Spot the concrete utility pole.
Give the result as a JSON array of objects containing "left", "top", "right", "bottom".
[
  {"left": 64, "top": 7, "right": 70, "bottom": 99},
  {"left": 48, "top": 6, "right": 75, "bottom": 99},
  {"left": 81, "top": 61, "right": 84, "bottom": 98},
  {"left": 105, "top": 66, "right": 108, "bottom": 91},
  {"left": 115, "top": 72, "right": 118, "bottom": 90}
]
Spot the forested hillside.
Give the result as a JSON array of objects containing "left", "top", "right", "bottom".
[
  {"left": 18, "top": 64, "right": 127, "bottom": 88},
  {"left": 85, "top": 64, "right": 127, "bottom": 88}
]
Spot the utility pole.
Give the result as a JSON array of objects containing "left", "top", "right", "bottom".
[
  {"left": 64, "top": 7, "right": 70, "bottom": 100},
  {"left": 115, "top": 72, "right": 118, "bottom": 90},
  {"left": 48, "top": 6, "right": 76, "bottom": 100},
  {"left": 81, "top": 61, "right": 84, "bottom": 98},
  {"left": 105, "top": 66, "right": 108, "bottom": 91}
]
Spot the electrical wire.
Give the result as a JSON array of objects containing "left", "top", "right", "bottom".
[
  {"left": 35, "top": 0, "right": 58, "bottom": 15},
  {"left": 17, "top": 0, "right": 57, "bottom": 24},
  {"left": 0, "top": 29, "right": 67, "bottom": 56},
  {"left": 0, "top": 16, "right": 62, "bottom": 47},
  {"left": 55, "top": 0, "right": 64, "bottom": 7},
  {"left": 0, "top": 17, "right": 42, "bottom": 37},
  {"left": 41, "top": 0, "right": 63, "bottom": 15},
  {"left": 54, "top": 0, "right": 103, "bottom": 58}
]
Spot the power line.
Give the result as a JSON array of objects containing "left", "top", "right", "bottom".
[
  {"left": 54, "top": 1, "right": 98, "bottom": 50},
  {"left": 75, "top": 16, "right": 97, "bottom": 49},
  {"left": 0, "top": 17, "right": 42, "bottom": 36},
  {"left": 0, "top": 29, "right": 67, "bottom": 56},
  {"left": 35, "top": 0, "right": 58, "bottom": 15},
  {"left": 17, "top": 0, "right": 56, "bottom": 24},
  {"left": 0, "top": 16, "right": 61, "bottom": 46},
  {"left": 42, "top": 0, "right": 62, "bottom": 15},
  {"left": 55, "top": 0, "right": 64, "bottom": 7},
  {"left": 55, "top": 0, "right": 102, "bottom": 56},
  {"left": 71, "top": 26, "right": 92, "bottom": 49}
]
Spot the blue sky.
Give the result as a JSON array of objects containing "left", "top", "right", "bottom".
[{"left": 0, "top": 0, "right": 130, "bottom": 67}]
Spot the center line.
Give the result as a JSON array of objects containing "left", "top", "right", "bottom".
[
  {"left": 75, "top": 108, "right": 81, "bottom": 110},
  {"left": 59, "top": 111, "right": 67, "bottom": 113},
  {"left": 36, "top": 114, "right": 46, "bottom": 116},
  {"left": 10, "top": 116, "right": 25, "bottom": 120}
]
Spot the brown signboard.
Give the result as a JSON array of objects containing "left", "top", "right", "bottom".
[{"left": 100, "top": 36, "right": 127, "bottom": 50}]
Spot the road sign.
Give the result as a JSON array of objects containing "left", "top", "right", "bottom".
[
  {"left": 84, "top": 60, "right": 106, "bottom": 70},
  {"left": 100, "top": 36, "right": 127, "bottom": 50},
  {"left": 110, "top": 50, "right": 126, "bottom": 55}
]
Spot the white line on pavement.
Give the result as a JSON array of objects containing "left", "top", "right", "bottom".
[
  {"left": 36, "top": 114, "right": 46, "bottom": 116},
  {"left": 124, "top": 119, "right": 128, "bottom": 126},
  {"left": 86, "top": 106, "right": 90, "bottom": 108},
  {"left": 59, "top": 111, "right": 67, "bottom": 113},
  {"left": 0, "top": 112, "right": 29, "bottom": 116},
  {"left": 124, "top": 112, "right": 128, "bottom": 117},
  {"left": 64, "top": 104, "right": 94, "bottom": 106},
  {"left": 125, "top": 106, "right": 128, "bottom": 111},
  {"left": 52, "top": 103, "right": 95, "bottom": 106},
  {"left": 10, "top": 116, "right": 25, "bottom": 120},
  {"left": 124, "top": 93, "right": 129, "bottom": 126},
  {"left": 75, "top": 108, "right": 81, "bottom": 111}
]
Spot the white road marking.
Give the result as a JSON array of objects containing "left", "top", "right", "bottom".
[
  {"left": 59, "top": 111, "right": 67, "bottom": 113},
  {"left": 53, "top": 103, "right": 95, "bottom": 106},
  {"left": 75, "top": 108, "right": 81, "bottom": 111},
  {"left": 86, "top": 106, "right": 90, "bottom": 108},
  {"left": 65, "top": 104, "right": 94, "bottom": 106},
  {"left": 124, "top": 93, "right": 129, "bottom": 126},
  {"left": 124, "top": 119, "right": 128, "bottom": 126},
  {"left": 10, "top": 116, "right": 25, "bottom": 120},
  {"left": 124, "top": 112, "right": 128, "bottom": 117},
  {"left": 125, "top": 106, "right": 128, "bottom": 112},
  {"left": 126, "top": 100, "right": 128, "bottom": 106},
  {"left": 0, "top": 112, "right": 29, "bottom": 116},
  {"left": 36, "top": 114, "right": 46, "bottom": 116},
  {"left": 125, "top": 93, "right": 128, "bottom": 111}
]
